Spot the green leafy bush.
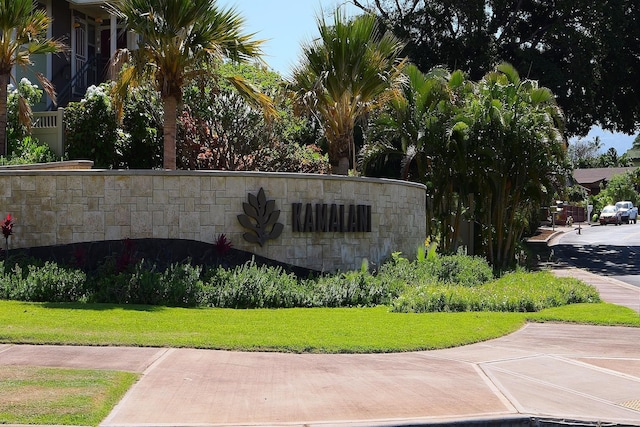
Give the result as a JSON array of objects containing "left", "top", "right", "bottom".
[
  {"left": 6, "top": 78, "right": 42, "bottom": 144},
  {"left": 161, "top": 262, "right": 203, "bottom": 307},
  {"left": 0, "top": 261, "right": 86, "bottom": 303},
  {"left": 430, "top": 253, "right": 494, "bottom": 287},
  {"left": 373, "top": 251, "right": 429, "bottom": 285},
  {"left": 373, "top": 250, "right": 493, "bottom": 288},
  {"left": 250, "top": 143, "right": 329, "bottom": 173},
  {"left": 120, "top": 85, "right": 163, "bottom": 169},
  {"left": 0, "top": 251, "right": 601, "bottom": 313},
  {"left": 309, "top": 270, "right": 401, "bottom": 307},
  {"left": 87, "top": 260, "right": 203, "bottom": 306},
  {"left": 391, "top": 270, "right": 601, "bottom": 313},
  {"left": 0, "top": 79, "right": 58, "bottom": 165},
  {"left": 64, "top": 84, "right": 120, "bottom": 168},
  {"left": 202, "top": 261, "right": 308, "bottom": 308},
  {"left": 2, "top": 135, "right": 58, "bottom": 165},
  {"left": 89, "top": 270, "right": 135, "bottom": 304}
]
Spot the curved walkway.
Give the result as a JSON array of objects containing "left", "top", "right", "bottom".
[{"left": 1, "top": 269, "right": 639, "bottom": 427}]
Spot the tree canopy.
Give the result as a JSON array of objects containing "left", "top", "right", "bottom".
[
  {"left": 353, "top": 0, "right": 640, "bottom": 137},
  {"left": 110, "top": 0, "right": 271, "bottom": 170},
  {"left": 288, "top": 8, "right": 406, "bottom": 174},
  {"left": 362, "top": 62, "right": 566, "bottom": 268},
  {"left": 568, "top": 137, "right": 632, "bottom": 168},
  {"left": 0, "top": 0, "right": 65, "bottom": 155}
]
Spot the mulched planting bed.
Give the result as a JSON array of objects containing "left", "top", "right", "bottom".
[{"left": 8, "top": 238, "right": 316, "bottom": 278}]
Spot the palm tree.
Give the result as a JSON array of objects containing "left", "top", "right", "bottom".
[
  {"left": 289, "top": 8, "right": 406, "bottom": 175},
  {"left": 361, "top": 65, "right": 448, "bottom": 179},
  {"left": 0, "top": 0, "right": 65, "bottom": 156},
  {"left": 110, "top": 0, "right": 272, "bottom": 170},
  {"left": 465, "top": 62, "right": 566, "bottom": 267},
  {"left": 361, "top": 64, "right": 473, "bottom": 251}
]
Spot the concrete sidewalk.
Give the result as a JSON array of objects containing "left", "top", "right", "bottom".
[{"left": 1, "top": 269, "right": 639, "bottom": 427}]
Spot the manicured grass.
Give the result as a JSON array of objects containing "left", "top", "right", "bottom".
[
  {"left": 0, "top": 366, "right": 137, "bottom": 426},
  {"left": 0, "top": 300, "right": 526, "bottom": 352},
  {"left": 0, "top": 300, "right": 637, "bottom": 353},
  {"left": 0, "top": 300, "right": 636, "bottom": 426},
  {"left": 528, "top": 302, "right": 640, "bottom": 326}
]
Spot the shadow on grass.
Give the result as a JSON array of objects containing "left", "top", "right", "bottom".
[{"left": 40, "top": 302, "right": 168, "bottom": 312}]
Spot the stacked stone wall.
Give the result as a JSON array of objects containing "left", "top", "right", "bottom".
[{"left": 0, "top": 170, "right": 426, "bottom": 272}]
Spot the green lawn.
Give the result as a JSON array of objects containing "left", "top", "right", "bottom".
[
  {"left": 0, "top": 366, "right": 137, "bottom": 426},
  {"left": 0, "top": 299, "right": 638, "bottom": 426},
  {"left": 1, "top": 300, "right": 638, "bottom": 353}
]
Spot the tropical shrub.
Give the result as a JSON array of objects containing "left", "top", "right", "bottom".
[
  {"left": 0, "top": 261, "right": 86, "bottom": 303},
  {"left": 5, "top": 136, "right": 57, "bottom": 165},
  {"left": 120, "top": 85, "right": 163, "bottom": 169},
  {"left": 592, "top": 171, "right": 639, "bottom": 214},
  {"left": 87, "top": 259, "right": 203, "bottom": 306},
  {"left": 6, "top": 78, "right": 42, "bottom": 144},
  {"left": 160, "top": 262, "right": 203, "bottom": 307},
  {"left": 65, "top": 82, "right": 163, "bottom": 169},
  {"left": 250, "top": 143, "right": 329, "bottom": 173},
  {"left": 391, "top": 270, "right": 600, "bottom": 313},
  {"left": 309, "top": 270, "right": 401, "bottom": 307},
  {"left": 202, "top": 261, "right": 308, "bottom": 308},
  {"left": 0, "top": 252, "right": 599, "bottom": 313},
  {"left": 178, "top": 63, "right": 325, "bottom": 173},
  {"left": 428, "top": 253, "right": 494, "bottom": 287},
  {"left": 374, "top": 249, "right": 493, "bottom": 288},
  {"left": 1, "top": 79, "right": 58, "bottom": 165},
  {"left": 64, "top": 84, "right": 120, "bottom": 168}
]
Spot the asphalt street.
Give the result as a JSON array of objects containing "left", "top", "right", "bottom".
[{"left": 551, "top": 221, "right": 640, "bottom": 287}]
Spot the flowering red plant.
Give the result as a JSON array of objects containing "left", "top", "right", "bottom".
[
  {"left": 1, "top": 214, "right": 13, "bottom": 240},
  {"left": 213, "top": 233, "right": 232, "bottom": 256},
  {"left": 1, "top": 214, "right": 13, "bottom": 258}
]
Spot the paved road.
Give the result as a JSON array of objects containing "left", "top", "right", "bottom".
[{"left": 551, "top": 222, "right": 640, "bottom": 287}]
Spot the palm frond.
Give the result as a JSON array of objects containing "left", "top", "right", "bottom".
[
  {"left": 289, "top": 7, "right": 406, "bottom": 170},
  {"left": 225, "top": 74, "right": 276, "bottom": 120}
]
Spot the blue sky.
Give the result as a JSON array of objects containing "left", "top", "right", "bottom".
[
  {"left": 219, "top": 0, "right": 639, "bottom": 155},
  {"left": 217, "top": 0, "right": 359, "bottom": 77}
]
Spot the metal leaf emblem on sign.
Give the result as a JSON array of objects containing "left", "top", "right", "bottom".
[{"left": 237, "top": 188, "right": 284, "bottom": 246}]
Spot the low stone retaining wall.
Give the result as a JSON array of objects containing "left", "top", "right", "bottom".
[
  {"left": 0, "top": 160, "right": 93, "bottom": 171},
  {"left": 0, "top": 170, "right": 426, "bottom": 272}
]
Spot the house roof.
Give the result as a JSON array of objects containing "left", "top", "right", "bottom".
[{"left": 572, "top": 167, "right": 637, "bottom": 186}]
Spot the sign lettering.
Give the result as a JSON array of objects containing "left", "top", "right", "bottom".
[{"left": 293, "top": 203, "right": 371, "bottom": 233}]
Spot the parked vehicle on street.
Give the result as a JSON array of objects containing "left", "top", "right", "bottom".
[
  {"left": 615, "top": 201, "right": 638, "bottom": 224},
  {"left": 599, "top": 205, "right": 622, "bottom": 225}
]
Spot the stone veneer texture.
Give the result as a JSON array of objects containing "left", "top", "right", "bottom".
[{"left": 0, "top": 170, "right": 426, "bottom": 272}]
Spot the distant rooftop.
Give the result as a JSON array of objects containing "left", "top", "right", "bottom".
[{"left": 573, "top": 167, "right": 636, "bottom": 186}]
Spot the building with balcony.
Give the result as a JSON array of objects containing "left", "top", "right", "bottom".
[{"left": 17, "top": 0, "right": 136, "bottom": 110}]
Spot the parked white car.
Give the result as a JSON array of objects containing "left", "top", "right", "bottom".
[{"left": 615, "top": 201, "right": 638, "bottom": 224}]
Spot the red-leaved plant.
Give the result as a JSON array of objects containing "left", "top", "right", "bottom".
[
  {"left": 213, "top": 233, "right": 232, "bottom": 256},
  {"left": 116, "top": 238, "right": 136, "bottom": 273},
  {"left": 1, "top": 214, "right": 13, "bottom": 257}
]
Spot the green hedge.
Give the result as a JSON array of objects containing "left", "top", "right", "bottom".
[
  {"left": 391, "top": 270, "right": 601, "bottom": 313},
  {"left": 0, "top": 253, "right": 600, "bottom": 313}
]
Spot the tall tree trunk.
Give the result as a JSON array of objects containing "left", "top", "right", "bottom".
[
  {"left": 328, "top": 126, "right": 352, "bottom": 175},
  {"left": 162, "top": 95, "right": 178, "bottom": 170},
  {"left": 334, "top": 156, "right": 350, "bottom": 175},
  {"left": 0, "top": 73, "right": 9, "bottom": 157}
]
